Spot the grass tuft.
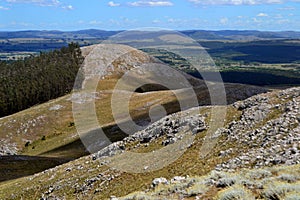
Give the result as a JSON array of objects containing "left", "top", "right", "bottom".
[
  {"left": 263, "top": 181, "right": 300, "bottom": 200},
  {"left": 285, "top": 191, "right": 300, "bottom": 200},
  {"left": 119, "top": 192, "right": 155, "bottom": 200},
  {"left": 215, "top": 185, "right": 255, "bottom": 200},
  {"left": 184, "top": 181, "right": 208, "bottom": 197}
]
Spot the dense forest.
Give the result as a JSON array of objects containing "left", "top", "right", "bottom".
[{"left": 0, "top": 43, "right": 84, "bottom": 117}]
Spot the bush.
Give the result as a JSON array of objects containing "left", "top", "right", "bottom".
[
  {"left": 185, "top": 182, "right": 208, "bottom": 197},
  {"left": 263, "top": 181, "right": 300, "bottom": 200},
  {"left": 25, "top": 141, "right": 30, "bottom": 147},
  {"left": 246, "top": 169, "right": 272, "bottom": 180},
  {"left": 120, "top": 192, "right": 155, "bottom": 200},
  {"left": 285, "top": 191, "right": 300, "bottom": 200},
  {"left": 215, "top": 185, "right": 255, "bottom": 200},
  {"left": 278, "top": 174, "right": 298, "bottom": 183},
  {"left": 216, "top": 176, "right": 237, "bottom": 188}
]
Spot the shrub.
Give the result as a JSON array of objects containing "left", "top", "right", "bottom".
[
  {"left": 25, "top": 141, "right": 30, "bottom": 147},
  {"left": 120, "top": 192, "right": 156, "bottom": 200},
  {"left": 209, "top": 170, "right": 228, "bottom": 181},
  {"left": 285, "top": 191, "right": 300, "bottom": 200},
  {"left": 216, "top": 176, "right": 237, "bottom": 188},
  {"left": 69, "top": 122, "right": 75, "bottom": 127},
  {"left": 246, "top": 169, "right": 272, "bottom": 180},
  {"left": 215, "top": 185, "right": 255, "bottom": 200},
  {"left": 167, "top": 182, "right": 189, "bottom": 193},
  {"left": 278, "top": 174, "right": 298, "bottom": 183},
  {"left": 263, "top": 181, "right": 300, "bottom": 200},
  {"left": 184, "top": 182, "right": 208, "bottom": 197},
  {"left": 239, "top": 179, "right": 261, "bottom": 189}
]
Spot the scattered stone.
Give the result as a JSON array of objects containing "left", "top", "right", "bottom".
[
  {"left": 216, "top": 87, "right": 300, "bottom": 171},
  {"left": 49, "top": 104, "right": 63, "bottom": 111},
  {"left": 152, "top": 177, "right": 169, "bottom": 187}
]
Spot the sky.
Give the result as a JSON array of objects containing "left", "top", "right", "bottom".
[{"left": 0, "top": 0, "right": 300, "bottom": 31}]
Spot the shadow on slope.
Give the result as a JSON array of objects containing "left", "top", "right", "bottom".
[{"left": 0, "top": 155, "right": 70, "bottom": 182}]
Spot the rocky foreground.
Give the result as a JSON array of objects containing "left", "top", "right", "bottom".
[
  {"left": 94, "top": 87, "right": 300, "bottom": 171},
  {"left": 215, "top": 87, "right": 300, "bottom": 171},
  {"left": 115, "top": 87, "right": 300, "bottom": 199},
  {"left": 0, "top": 87, "right": 299, "bottom": 199}
]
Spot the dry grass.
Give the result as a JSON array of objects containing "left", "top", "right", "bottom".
[
  {"left": 0, "top": 63, "right": 286, "bottom": 200},
  {"left": 117, "top": 164, "right": 300, "bottom": 200},
  {"left": 0, "top": 95, "right": 298, "bottom": 199}
]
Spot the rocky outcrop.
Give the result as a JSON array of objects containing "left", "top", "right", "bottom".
[
  {"left": 93, "top": 107, "right": 207, "bottom": 159},
  {"left": 215, "top": 87, "right": 300, "bottom": 171},
  {"left": 92, "top": 87, "right": 299, "bottom": 172},
  {"left": 0, "top": 139, "right": 17, "bottom": 155}
]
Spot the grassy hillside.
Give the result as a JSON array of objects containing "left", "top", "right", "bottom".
[
  {"left": 120, "top": 164, "right": 300, "bottom": 200},
  {"left": 0, "top": 44, "right": 269, "bottom": 185},
  {"left": 0, "top": 86, "right": 298, "bottom": 199}
]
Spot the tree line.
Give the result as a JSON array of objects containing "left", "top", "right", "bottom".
[{"left": 0, "top": 42, "right": 84, "bottom": 117}]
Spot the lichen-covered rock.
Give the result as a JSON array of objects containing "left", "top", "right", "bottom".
[{"left": 216, "top": 87, "right": 300, "bottom": 171}]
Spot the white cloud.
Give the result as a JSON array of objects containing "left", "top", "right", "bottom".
[
  {"left": 5, "top": 0, "right": 74, "bottom": 10},
  {"left": 220, "top": 17, "right": 229, "bottom": 24},
  {"left": 277, "top": 19, "right": 289, "bottom": 24},
  {"left": 274, "top": 14, "right": 283, "bottom": 18},
  {"left": 128, "top": 0, "right": 173, "bottom": 7},
  {"left": 89, "top": 20, "right": 102, "bottom": 25},
  {"left": 188, "top": 0, "right": 299, "bottom": 5},
  {"left": 277, "top": 6, "right": 296, "bottom": 10},
  {"left": 152, "top": 19, "right": 161, "bottom": 24},
  {"left": 252, "top": 17, "right": 262, "bottom": 23},
  {"left": 62, "top": 5, "right": 73, "bottom": 10},
  {"left": 108, "top": 1, "right": 120, "bottom": 7},
  {"left": 6, "top": 0, "right": 59, "bottom": 6},
  {"left": 257, "top": 12, "right": 268, "bottom": 17},
  {"left": 0, "top": 5, "right": 9, "bottom": 10}
]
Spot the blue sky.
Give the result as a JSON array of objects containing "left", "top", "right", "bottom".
[{"left": 0, "top": 0, "right": 300, "bottom": 31}]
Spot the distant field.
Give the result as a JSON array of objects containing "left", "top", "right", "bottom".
[
  {"left": 190, "top": 70, "right": 300, "bottom": 86},
  {"left": 199, "top": 39, "right": 300, "bottom": 64},
  {"left": 142, "top": 41, "right": 300, "bottom": 87},
  {"left": 0, "top": 52, "right": 39, "bottom": 61},
  {"left": 1, "top": 36, "right": 300, "bottom": 87},
  {"left": 0, "top": 38, "right": 103, "bottom": 60}
]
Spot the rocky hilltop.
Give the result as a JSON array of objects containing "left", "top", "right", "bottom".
[{"left": 0, "top": 86, "right": 299, "bottom": 199}]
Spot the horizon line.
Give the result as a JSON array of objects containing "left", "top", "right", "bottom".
[{"left": 0, "top": 28, "right": 300, "bottom": 32}]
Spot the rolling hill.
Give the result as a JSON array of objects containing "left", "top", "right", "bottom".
[
  {"left": 0, "top": 43, "right": 269, "bottom": 183},
  {"left": 0, "top": 84, "right": 298, "bottom": 199},
  {"left": 1, "top": 29, "right": 300, "bottom": 40}
]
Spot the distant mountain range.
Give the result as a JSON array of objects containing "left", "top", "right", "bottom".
[{"left": 1, "top": 29, "right": 300, "bottom": 40}]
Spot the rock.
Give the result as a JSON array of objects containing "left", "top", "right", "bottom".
[
  {"left": 171, "top": 176, "right": 186, "bottom": 183},
  {"left": 110, "top": 196, "right": 118, "bottom": 200},
  {"left": 216, "top": 87, "right": 300, "bottom": 171},
  {"left": 65, "top": 168, "right": 72, "bottom": 172},
  {"left": 49, "top": 104, "right": 63, "bottom": 111},
  {"left": 152, "top": 177, "right": 169, "bottom": 187}
]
